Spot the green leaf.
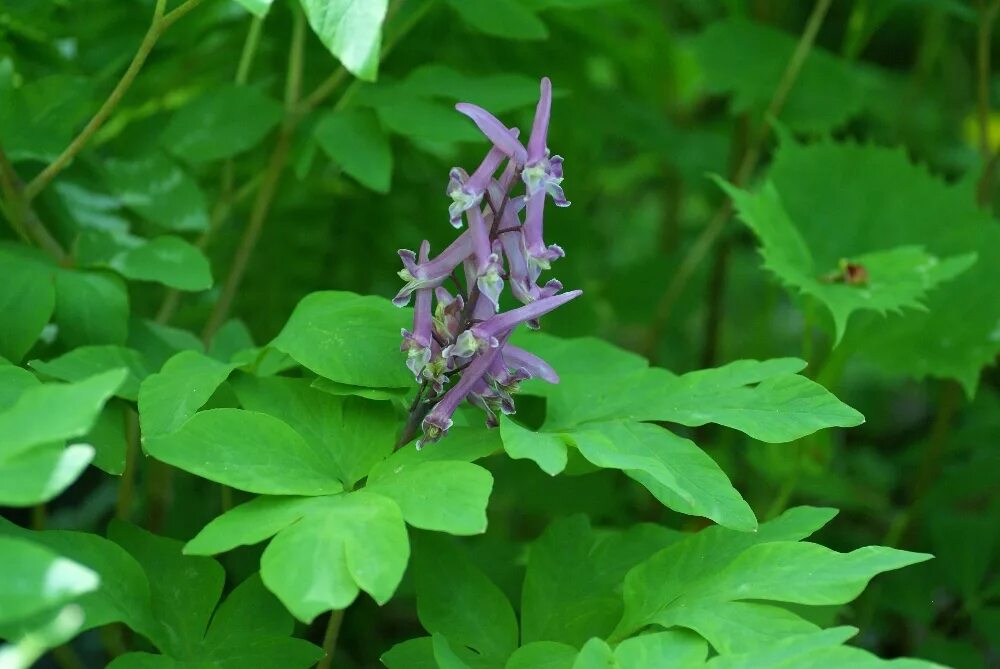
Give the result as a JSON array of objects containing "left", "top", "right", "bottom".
[
  {"left": 161, "top": 84, "right": 283, "bottom": 163},
  {"left": 314, "top": 108, "right": 392, "bottom": 192},
  {"left": 144, "top": 409, "right": 345, "bottom": 496},
  {"left": 310, "top": 377, "right": 408, "bottom": 401},
  {"left": 185, "top": 495, "right": 334, "bottom": 556},
  {"left": 688, "top": 18, "right": 872, "bottom": 133},
  {"left": 128, "top": 319, "right": 205, "bottom": 371},
  {"left": 0, "top": 520, "right": 159, "bottom": 640},
  {"left": 367, "top": 460, "right": 493, "bottom": 535},
  {"left": 411, "top": 534, "right": 518, "bottom": 662},
  {"left": 271, "top": 291, "right": 412, "bottom": 388},
  {"left": 522, "top": 515, "right": 679, "bottom": 647},
  {"left": 506, "top": 642, "right": 577, "bottom": 669},
  {"left": 233, "top": 0, "right": 274, "bottom": 16},
  {"left": 108, "top": 236, "right": 213, "bottom": 291},
  {"left": 719, "top": 179, "right": 976, "bottom": 343},
  {"left": 103, "top": 154, "right": 209, "bottom": 231},
  {"left": 0, "top": 443, "right": 94, "bottom": 506},
  {"left": 260, "top": 491, "right": 408, "bottom": 621},
  {"left": 614, "top": 630, "right": 708, "bottom": 667},
  {"left": 381, "top": 637, "right": 438, "bottom": 669},
  {"left": 0, "top": 251, "right": 55, "bottom": 362},
  {"left": 0, "top": 364, "right": 41, "bottom": 411},
  {"left": 614, "top": 508, "right": 930, "bottom": 648},
  {"left": 402, "top": 65, "right": 542, "bottom": 114},
  {"left": 661, "top": 601, "right": 820, "bottom": 655},
  {"left": 445, "top": 0, "right": 548, "bottom": 40},
  {"left": 138, "top": 350, "right": 236, "bottom": 436},
  {"left": 500, "top": 415, "right": 568, "bottom": 476},
  {"left": 0, "top": 369, "right": 126, "bottom": 458},
  {"left": 54, "top": 270, "right": 129, "bottom": 347},
  {"left": 0, "top": 75, "right": 94, "bottom": 162},
  {"left": 30, "top": 346, "right": 150, "bottom": 401},
  {"left": 300, "top": 0, "right": 389, "bottom": 81},
  {"left": 84, "top": 401, "right": 128, "bottom": 475},
  {"left": 765, "top": 137, "right": 1000, "bottom": 394},
  {"left": 571, "top": 638, "right": 616, "bottom": 669},
  {"left": 108, "top": 521, "right": 225, "bottom": 658},
  {"left": 231, "top": 375, "right": 396, "bottom": 489},
  {"left": 0, "top": 536, "right": 98, "bottom": 626},
  {"left": 568, "top": 421, "right": 756, "bottom": 531},
  {"left": 208, "top": 319, "right": 255, "bottom": 363}
]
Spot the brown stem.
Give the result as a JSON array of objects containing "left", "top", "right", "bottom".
[
  {"left": 23, "top": 0, "right": 203, "bottom": 203},
  {"left": 642, "top": 0, "right": 834, "bottom": 360},
  {"left": 0, "top": 149, "right": 69, "bottom": 263}
]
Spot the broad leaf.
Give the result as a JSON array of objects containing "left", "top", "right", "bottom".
[
  {"left": 162, "top": 84, "right": 283, "bottom": 163},
  {"left": 108, "top": 236, "right": 213, "bottom": 291},
  {"left": 185, "top": 495, "right": 334, "bottom": 556},
  {"left": 271, "top": 291, "right": 412, "bottom": 388},
  {"left": 30, "top": 345, "right": 150, "bottom": 401},
  {"left": 144, "top": 409, "right": 344, "bottom": 496},
  {"left": 720, "top": 179, "right": 975, "bottom": 343},
  {"left": 0, "top": 369, "right": 126, "bottom": 458},
  {"left": 445, "top": 0, "right": 548, "bottom": 40},
  {"left": 411, "top": 534, "right": 518, "bottom": 662},
  {"left": 367, "top": 460, "right": 493, "bottom": 535},
  {"left": 300, "top": 0, "right": 389, "bottom": 81},
  {"left": 53, "top": 269, "right": 129, "bottom": 347},
  {"left": 314, "top": 108, "right": 392, "bottom": 192},
  {"left": 103, "top": 154, "right": 209, "bottom": 231},
  {"left": 231, "top": 375, "right": 395, "bottom": 489},
  {"left": 0, "top": 443, "right": 94, "bottom": 506},
  {"left": 0, "top": 250, "right": 55, "bottom": 362},
  {"left": 260, "top": 491, "right": 408, "bottom": 622},
  {"left": 138, "top": 350, "right": 236, "bottom": 436},
  {"left": 0, "top": 535, "right": 98, "bottom": 626}
]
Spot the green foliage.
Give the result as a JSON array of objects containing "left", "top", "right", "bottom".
[{"left": 0, "top": 1, "right": 996, "bottom": 667}]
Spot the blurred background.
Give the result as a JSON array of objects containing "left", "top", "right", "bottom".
[{"left": 2, "top": 0, "right": 999, "bottom": 667}]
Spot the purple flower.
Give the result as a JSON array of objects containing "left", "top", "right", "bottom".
[{"left": 397, "top": 77, "right": 579, "bottom": 447}]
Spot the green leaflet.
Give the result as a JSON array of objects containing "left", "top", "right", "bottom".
[
  {"left": 445, "top": 0, "right": 548, "bottom": 40},
  {"left": 314, "top": 108, "right": 392, "bottom": 193},
  {"left": 103, "top": 154, "right": 209, "bottom": 232},
  {"left": 0, "top": 535, "right": 98, "bottom": 626},
  {"left": 270, "top": 291, "right": 412, "bottom": 388},
  {"left": 0, "top": 250, "right": 55, "bottom": 362},
  {"left": 53, "top": 269, "right": 129, "bottom": 348},
  {"left": 137, "top": 350, "right": 236, "bottom": 436},
  {"left": 260, "top": 491, "right": 409, "bottom": 622},
  {"left": 719, "top": 178, "right": 976, "bottom": 344},
  {"left": 30, "top": 345, "right": 150, "bottom": 401},
  {"left": 300, "top": 0, "right": 389, "bottom": 81}
]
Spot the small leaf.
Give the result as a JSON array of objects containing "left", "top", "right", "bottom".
[
  {"left": 161, "top": 84, "right": 283, "bottom": 163},
  {"left": 138, "top": 350, "right": 236, "bottom": 436},
  {"left": 260, "top": 491, "right": 408, "bottom": 622},
  {"left": 0, "top": 369, "right": 126, "bottom": 458},
  {"left": 231, "top": 375, "right": 396, "bottom": 489},
  {"left": 104, "top": 154, "right": 209, "bottom": 231},
  {"left": 300, "top": 0, "right": 389, "bottom": 81},
  {"left": 314, "top": 108, "right": 392, "bottom": 192},
  {"left": 367, "top": 460, "right": 493, "bottom": 535},
  {"left": 185, "top": 496, "right": 336, "bottom": 556},
  {"left": 30, "top": 346, "right": 150, "bottom": 401},
  {"left": 500, "top": 416, "right": 568, "bottom": 476},
  {"left": 271, "top": 291, "right": 412, "bottom": 388},
  {"left": 109, "top": 521, "right": 224, "bottom": 658},
  {"left": 0, "top": 443, "right": 94, "bottom": 506},
  {"left": 614, "top": 630, "right": 708, "bottom": 667},
  {"left": 571, "top": 638, "right": 616, "bottom": 669},
  {"left": 445, "top": 0, "right": 548, "bottom": 40},
  {"left": 54, "top": 270, "right": 129, "bottom": 347},
  {"left": 412, "top": 534, "right": 518, "bottom": 661},
  {"left": 506, "top": 642, "right": 578, "bottom": 669},
  {"left": 0, "top": 251, "right": 55, "bottom": 363},
  {"left": 568, "top": 421, "right": 756, "bottom": 531},
  {"left": 109, "top": 236, "right": 213, "bottom": 292},
  {"left": 0, "top": 535, "right": 98, "bottom": 626},
  {"left": 144, "top": 409, "right": 344, "bottom": 496}
]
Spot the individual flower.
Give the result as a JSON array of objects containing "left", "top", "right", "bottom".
[{"left": 393, "top": 232, "right": 472, "bottom": 307}]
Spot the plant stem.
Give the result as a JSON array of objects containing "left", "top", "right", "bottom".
[
  {"left": 23, "top": 0, "right": 203, "bottom": 203},
  {"left": 976, "top": 0, "right": 1000, "bottom": 206},
  {"left": 0, "top": 149, "right": 69, "bottom": 263},
  {"left": 642, "top": 0, "right": 834, "bottom": 360},
  {"left": 316, "top": 608, "right": 345, "bottom": 669},
  {"left": 116, "top": 408, "right": 140, "bottom": 520}
]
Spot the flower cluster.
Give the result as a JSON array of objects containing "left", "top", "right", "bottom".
[{"left": 394, "top": 77, "right": 580, "bottom": 448}]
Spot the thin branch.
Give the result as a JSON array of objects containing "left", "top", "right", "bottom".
[
  {"left": 0, "top": 149, "right": 69, "bottom": 262},
  {"left": 642, "top": 0, "right": 834, "bottom": 360},
  {"left": 316, "top": 609, "right": 346, "bottom": 669},
  {"left": 23, "top": 0, "right": 202, "bottom": 202},
  {"left": 976, "top": 0, "right": 1000, "bottom": 206}
]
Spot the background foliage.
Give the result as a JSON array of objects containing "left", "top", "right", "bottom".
[{"left": 1, "top": 0, "right": 999, "bottom": 667}]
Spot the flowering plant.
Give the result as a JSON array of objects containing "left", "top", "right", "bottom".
[{"left": 394, "top": 77, "right": 580, "bottom": 447}]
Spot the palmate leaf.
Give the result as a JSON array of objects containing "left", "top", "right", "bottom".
[
  {"left": 762, "top": 137, "right": 1000, "bottom": 394},
  {"left": 137, "top": 350, "right": 236, "bottom": 436},
  {"left": 0, "top": 535, "right": 98, "bottom": 627},
  {"left": 719, "top": 178, "right": 976, "bottom": 344}
]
